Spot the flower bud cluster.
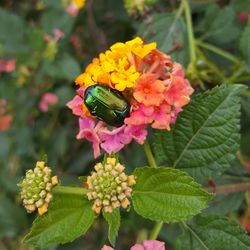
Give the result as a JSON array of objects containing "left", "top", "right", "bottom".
[
  {"left": 18, "top": 161, "right": 58, "bottom": 215},
  {"left": 86, "top": 157, "right": 136, "bottom": 214}
]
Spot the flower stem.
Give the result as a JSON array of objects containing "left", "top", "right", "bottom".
[
  {"left": 53, "top": 186, "right": 88, "bottom": 196},
  {"left": 143, "top": 140, "right": 164, "bottom": 239},
  {"left": 143, "top": 140, "right": 157, "bottom": 168},
  {"left": 195, "top": 40, "right": 241, "bottom": 65},
  {"left": 183, "top": 0, "right": 196, "bottom": 64},
  {"left": 149, "top": 221, "right": 164, "bottom": 240},
  {"left": 205, "top": 182, "right": 250, "bottom": 194}
]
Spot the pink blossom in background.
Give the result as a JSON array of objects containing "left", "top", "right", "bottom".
[
  {"left": 66, "top": 4, "right": 79, "bottom": 17},
  {"left": 101, "top": 240, "right": 165, "bottom": 250},
  {"left": 70, "top": 35, "right": 81, "bottom": 49},
  {"left": 39, "top": 92, "right": 58, "bottom": 112},
  {"left": 131, "top": 240, "right": 165, "bottom": 250},
  {"left": 238, "top": 12, "right": 250, "bottom": 23},
  {"left": 0, "top": 59, "right": 16, "bottom": 73},
  {"left": 43, "top": 29, "right": 64, "bottom": 42},
  {"left": 0, "top": 99, "right": 13, "bottom": 132},
  {"left": 0, "top": 114, "right": 13, "bottom": 132},
  {"left": 101, "top": 245, "right": 114, "bottom": 250},
  {"left": 53, "top": 29, "right": 64, "bottom": 41}
]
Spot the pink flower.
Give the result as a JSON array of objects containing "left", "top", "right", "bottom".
[
  {"left": 99, "top": 125, "right": 131, "bottom": 154},
  {"left": 151, "top": 103, "right": 171, "bottom": 130},
  {"left": 172, "top": 62, "right": 185, "bottom": 78},
  {"left": 170, "top": 107, "right": 182, "bottom": 124},
  {"left": 67, "top": 95, "right": 83, "bottom": 116},
  {"left": 43, "top": 29, "right": 64, "bottom": 43},
  {"left": 144, "top": 49, "right": 172, "bottom": 79},
  {"left": 77, "top": 117, "right": 104, "bottom": 158},
  {"left": 67, "top": 88, "right": 93, "bottom": 118},
  {"left": 53, "top": 29, "right": 64, "bottom": 42},
  {"left": 70, "top": 35, "right": 81, "bottom": 49},
  {"left": 0, "top": 99, "right": 13, "bottom": 132},
  {"left": 0, "top": 59, "right": 16, "bottom": 73},
  {"left": 39, "top": 92, "right": 58, "bottom": 112},
  {"left": 101, "top": 240, "right": 165, "bottom": 250},
  {"left": 99, "top": 124, "right": 147, "bottom": 154},
  {"left": 165, "top": 75, "right": 193, "bottom": 108},
  {"left": 131, "top": 240, "right": 165, "bottom": 250},
  {"left": 101, "top": 245, "right": 114, "bottom": 250},
  {"left": 125, "top": 103, "right": 154, "bottom": 126},
  {"left": 4, "top": 59, "right": 16, "bottom": 73},
  {"left": 0, "top": 114, "right": 12, "bottom": 132},
  {"left": 238, "top": 12, "right": 250, "bottom": 23},
  {"left": 66, "top": 4, "right": 79, "bottom": 17},
  {"left": 124, "top": 125, "right": 147, "bottom": 144},
  {"left": 133, "top": 74, "right": 165, "bottom": 106}
]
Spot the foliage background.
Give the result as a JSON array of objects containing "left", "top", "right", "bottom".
[{"left": 0, "top": 0, "right": 250, "bottom": 249}]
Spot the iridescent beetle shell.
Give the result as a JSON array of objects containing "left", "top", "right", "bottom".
[{"left": 84, "top": 84, "right": 130, "bottom": 127}]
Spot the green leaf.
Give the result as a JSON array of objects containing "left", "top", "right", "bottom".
[
  {"left": 137, "top": 13, "right": 189, "bottom": 66},
  {"left": 0, "top": 195, "right": 27, "bottom": 238},
  {"left": 43, "top": 53, "right": 81, "bottom": 81},
  {"left": 175, "top": 214, "right": 250, "bottom": 250},
  {"left": 41, "top": 7, "right": 75, "bottom": 35},
  {"left": 132, "top": 167, "right": 212, "bottom": 223},
  {"left": 199, "top": 5, "right": 240, "bottom": 44},
  {"left": 240, "top": 20, "right": 250, "bottom": 69},
  {"left": 0, "top": 8, "right": 26, "bottom": 55},
  {"left": 231, "top": 0, "right": 250, "bottom": 12},
  {"left": 153, "top": 84, "right": 244, "bottom": 182},
  {"left": 103, "top": 209, "right": 120, "bottom": 246},
  {"left": 23, "top": 194, "right": 95, "bottom": 248},
  {"left": 204, "top": 193, "right": 244, "bottom": 216}
]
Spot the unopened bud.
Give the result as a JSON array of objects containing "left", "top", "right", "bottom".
[
  {"left": 18, "top": 160, "right": 58, "bottom": 215},
  {"left": 86, "top": 157, "right": 136, "bottom": 213}
]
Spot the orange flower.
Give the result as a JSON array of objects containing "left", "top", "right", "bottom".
[
  {"left": 165, "top": 75, "right": 194, "bottom": 108},
  {"left": 133, "top": 74, "right": 165, "bottom": 106}
]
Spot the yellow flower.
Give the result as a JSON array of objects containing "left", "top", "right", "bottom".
[
  {"left": 111, "top": 62, "right": 140, "bottom": 91},
  {"left": 72, "top": 0, "right": 85, "bottom": 9},
  {"left": 74, "top": 37, "right": 157, "bottom": 91}
]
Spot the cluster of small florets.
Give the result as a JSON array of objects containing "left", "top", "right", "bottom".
[
  {"left": 18, "top": 161, "right": 58, "bottom": 215},
  {"left": 86, "top": 157, "right": 136, "bottom": 214},
  {"left": 67, "top": 37, "right": 193, "bottom": 158}
]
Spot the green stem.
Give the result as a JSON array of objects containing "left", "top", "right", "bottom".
[
  {"left": 143, "top": 140, "right": 157, "bottom": 168},
  {"left": 53, "top": 186, "right": 88, "bottom": 195},
  {"left": 205, "top": 182, "right": 250, "bottom": 194},
  {"left": 226, "top": 65, "right": 246, "bottom": 83},
  {"left": 195, "top": 40, "right": 241, "bottom": 65},
  {"left": 183, "top": 0, "right": 196, "bottom": 64},
  {"left": 143, "top": 141, "right": 163, "bottom": 239},
  {"left": 149, "top": 221, "right": 164, "bottom": 240}
]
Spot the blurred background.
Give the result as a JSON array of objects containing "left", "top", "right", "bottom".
[{"left": 0, "top": 0, "right": 250, "bottom": 249}]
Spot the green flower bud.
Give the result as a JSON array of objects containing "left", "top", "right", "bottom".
[
  {"left": 18, "top": 161, "right": 58, "bottom": 215},
  {"left": 86, "top": 157, "right": 136, "bottom": 214}
]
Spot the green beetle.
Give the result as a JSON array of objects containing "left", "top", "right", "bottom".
[{"left": 84, "top": 84, "right": 130, "bottom": 127}]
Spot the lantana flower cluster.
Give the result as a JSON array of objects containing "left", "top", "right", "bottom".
[
  {"left": 18, "top": 161, "right": 58, "bottom": 215},
  {"left": 86, "top": 157, "right": 136, "bottom": 213},
  {"left": 67, "top": 37, "right": 193, "bottom": 158}
]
